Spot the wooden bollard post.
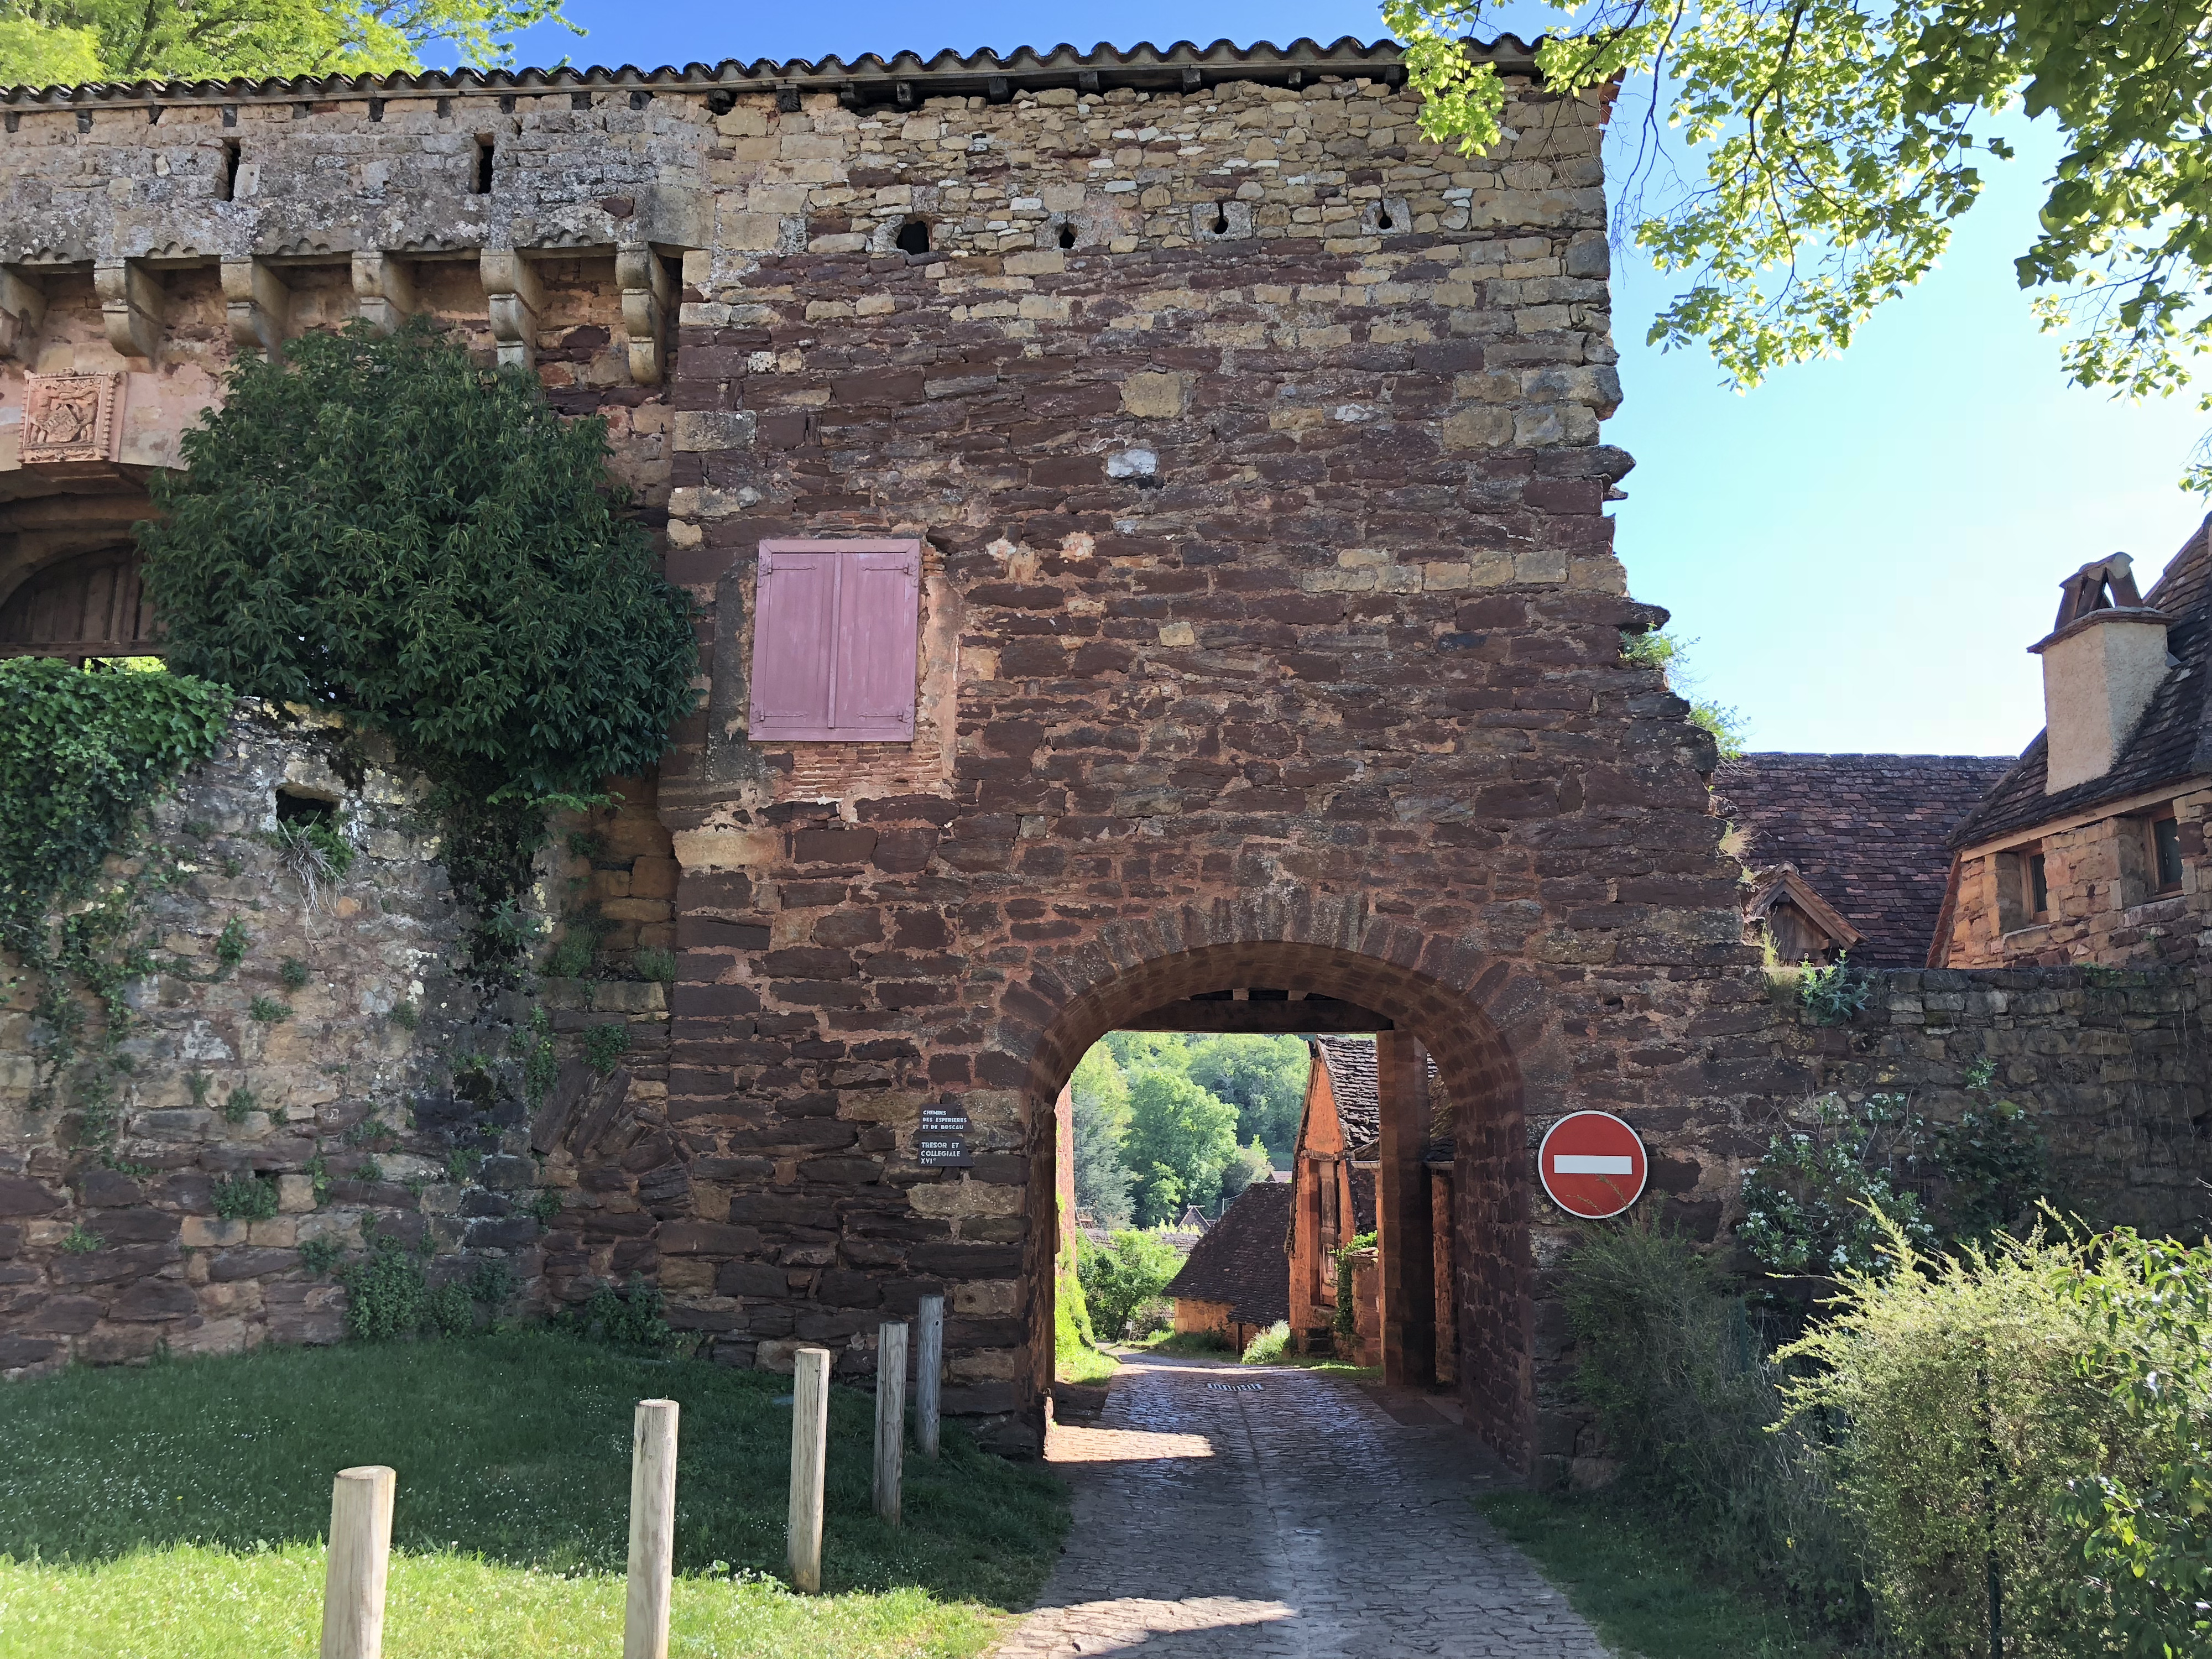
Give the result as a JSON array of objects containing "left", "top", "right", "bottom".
[
  {"left": 916, "top": 1293, "right": 943, "bottom": 1460},
  {"left": 321, "top": 1464, "right": 395, "bottom": 1659},
  {"left": 874, "top": 1321, "right": 909, "bottom": 1526},
  {"left": 787, "top": 1346, "right": 831, "bottom": 1593},
  {"left": 623, "top": 1399, "right": 680, "bottom": 1659}
]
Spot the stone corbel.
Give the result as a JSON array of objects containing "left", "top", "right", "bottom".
[
  {"left": 95, "top": 258, "right": 164, "bottom": 361},
  {"left": 617, "top": 246, "right": 671, "bottom": 385},
  {"left": 222, "top": 257, "right": 291, "bottom": 357},
  {"left": 0, "top": 267, "right": 46, "bottom": 362},
  {"left": 480, "top": 249, "right": 542, "bottom": 371},
  {"left": 350, "top": 251, "right": 421, "bottom": 335}
]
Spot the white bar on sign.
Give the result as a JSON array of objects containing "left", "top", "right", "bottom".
[{"left": 1552, "top": 1155, "right": 1633, "bottom": 1175}]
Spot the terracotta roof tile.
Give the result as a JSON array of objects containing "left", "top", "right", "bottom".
[
  {"left": 1953, "top": 515, "right": 2212, "bottom": 849},
  {"left": 1714, "top": 753, "right": 2013, "bottom": 964},
  {"left": 1161, "top": 1181, "right": 1291, "bottom": 1327}
]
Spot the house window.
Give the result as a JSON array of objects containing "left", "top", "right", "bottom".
[
  {"left": 2151, "top": 808, "right": 2184, "bottom": 893},
  {"left": 749, "top": 539, "right": 922, "bottom": 742},
  {"left": 1996, "top": 843, "right": 2049, "bottom": 931}
]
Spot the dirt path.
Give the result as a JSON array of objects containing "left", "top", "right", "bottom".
[{"left": 995, "top": 1349, "right": 1613, "bottom": 1657}]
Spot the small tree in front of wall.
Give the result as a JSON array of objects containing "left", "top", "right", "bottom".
[{"left": 139, "top": 319, "right": 699, "bottom": 972}]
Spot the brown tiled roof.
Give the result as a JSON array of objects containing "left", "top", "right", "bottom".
[
  {"left": 1312, "top": 1035, "right": 1455, "bottom": 1161},
  {"left": 1953, "top": 516, "right": 2212, "bottom": 849},
  {"left": 1312, "top": 1036, "right": 1379, "bottom": 1149},
  {"left": 0, "top": 36, "right": 1547, "bottom": 106},
  {"left": 1162, "top": 1181, "right": 1291, "bottom": 1327},
  {"left": 1713, "top": 753, "right": 2013, "bottom": 965}
]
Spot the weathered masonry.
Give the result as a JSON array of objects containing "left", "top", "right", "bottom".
[{"left": 7, "top": 39, "right": 2203, "bottom": 1474}]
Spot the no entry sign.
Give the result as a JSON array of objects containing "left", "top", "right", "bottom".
[{"left": 1537, "top": 1112, "right": 1648, "bottom": 1219}]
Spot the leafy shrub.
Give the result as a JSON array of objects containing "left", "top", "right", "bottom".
[
  {"left": 544, "top": 928, "right": 595, "bottom": 979},
  {"left": 1565, "top": 1215, "right": 1870, "bottom": 1628},
  {"left": 210, "top": 1174, "right": 280, "bottom": 1222},
  {"left": 1785, "top": 1221, "right": 2212, "bottom": 1656},
  {"left": 339, "top": 1236, "right": 478, "bottom": 1340},
  {"left": 633, "top": 947, "right": 677, "bottom": 985},
  {"left": 248, "top": 995, "right": 290, "bottom": 1024},
  {"left": 297, "top": 1235, "right": 342, "bottom": 1276},
  {"left": 524, "top": 1189, "right": 562, "bottom": 1227},
  {"left": 1124, "top": 1297, "right": 1173, "bottom": 1340},
  {"left": 1055, "top": 1240, "right": 1102, "bottom": 1374},
  {"left": 552, "top": 1274, "right": 679, "bottom": 1350},
  {"left": 1241, "top": 1320, "right": 1290, "bottom": 1365},
  {"left": 59, "top": 1224, "right": 103, "bottom": 1254},
  {"left": 1077, "top": 1230, "right": 1184, "bottom": 1340},
  {"left": 1334, "top": 1230, "right": 1376, "bottom": 1342},
  {"left": 213, "top": 916, "right": 249, "bottom": 973},
  {"left": 1798, "top": 956, "right": 1870, "bottom": 1024},
  {"left": 139, "top": 319, "right": 700, "bottom": 942},
  {"left": 581, "top": 1021, "right": 630, "bottom": 1075},
  {"left": 1741, "top": 1092, "right": 2051, "bottom": 1278},
  {"left": 220, "top": 1084, "right": 258, "bottom": 1124}
]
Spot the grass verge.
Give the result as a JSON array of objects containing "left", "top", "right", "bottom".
[
  {"left": 1054, "top": 1342, "right": 1120, "bottom": 1385},
  {"left": 1475, "top": 1490, "right": 1847, "bottom": 1659},
  {"left": 0, "top": 1332, "right": 1068, "bottom": 1658}
]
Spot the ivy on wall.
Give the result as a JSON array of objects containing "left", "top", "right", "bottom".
[
  {"left": 0, "top": 658, "right": 232, "bottom": 1120},
  {"left": 139, "top": 318, "right": 700, "bottom": 969}
]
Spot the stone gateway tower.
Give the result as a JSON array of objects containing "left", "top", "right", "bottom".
[{"left": 1, "top": 39, "right": 1756, "bottom": 1471}]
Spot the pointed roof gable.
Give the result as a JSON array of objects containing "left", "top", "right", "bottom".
[{"left": 1161, "top": 1181, "right": 1292, "bottom": 1327}]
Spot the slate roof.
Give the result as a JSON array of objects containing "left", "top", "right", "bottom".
[
  {"left": 0, "top": 35, "right": 1546, "bottom": 107},
  {"left": 1310, "top": 1036, "right": 1455, "bottom": 1162},
  {"left": 1162, "top": 1181, "right": 1291, "bottom": 1327},
  {"left": 1312, "top": 1036, "right": 1379, "bottom": 1149},
  {"left": 1713, "top": 754, "right": 2013, "bottom": 965},
  {"left": 1953, "top": 515, "right": 2212, "bottom": 850}
]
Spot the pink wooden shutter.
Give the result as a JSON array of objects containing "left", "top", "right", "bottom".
[
  {"left": 749, "top": 548, "right": 837, "bottom": 739},
  {"left": 830, "top": 547, "right": 921, "bottom": 740}
]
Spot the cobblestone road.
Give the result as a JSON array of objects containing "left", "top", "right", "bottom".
[{"left": 995, "top": 1349, "right": 1614, "bottom": 1658}]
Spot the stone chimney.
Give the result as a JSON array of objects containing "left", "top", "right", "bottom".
[{"left": 2031, "top": 554, "right": 2172, "bottom": 794}]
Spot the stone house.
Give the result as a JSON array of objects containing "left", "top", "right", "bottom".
[
  {"left": 1282, "top": 1035, "right": 1458, "bottom": 1379},
  {"left": 1715, "top": 754, "right": 2013, "bottom": 964},
  {"left": 1160, "top": 1177, "right": 1289, "bottom": 1353},
  {"left": 1936, "top": 520, "right": 2212, "bottom": 968},
  {"left": 3, "top": 36, "right": 2205, "bottom": 1480}
]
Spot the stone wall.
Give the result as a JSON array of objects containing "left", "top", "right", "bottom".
[
  {"left": 1526, "top": 958, "right": 2212, "bottom": 1485},
  {"left": 0, "top": 709, "right": 672, "bottom": 1374}
]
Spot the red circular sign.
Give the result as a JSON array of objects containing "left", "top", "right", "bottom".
[{"left": 1537, "top": 1112, "right": 1648, "bottom": 1218}]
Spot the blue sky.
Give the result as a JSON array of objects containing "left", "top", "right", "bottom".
[{"left": 497, "top": 0, "right": 2212, "bottom": 759}]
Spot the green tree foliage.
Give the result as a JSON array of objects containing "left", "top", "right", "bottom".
[
  {"left": 1121, "top": 1068, "right": 1241, "bottom": 1227},
  {"left": 1183, "top": 1033, "right": 1307, "bottom": 1165},
  {"left": 0, "top": 0, "right": 577, "bottom": 91},
  {"left": 1785, "top": 1222, "right": 2212, "bottom": 1655},
  {"left": 1068, "top": 1044, "right": 1133, "bottom": 1229},
  {"left": 1387, "top": 0, "right": 2212, "bottom": 489},
  {"left": 1076, "top": 1229, "right": 1184, "bottom": 1342},
  {"left": 139, "top": 321, "right": 698, "bottom": 935},
  {"left": 1218, "top": 1137, "right": 1275, "bottom": 1204}
]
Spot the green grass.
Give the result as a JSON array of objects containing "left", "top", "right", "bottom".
[
  {"left": 0, "top": 1332, "right": 1068, "bottom": 1658},
  {"left": 1128, "top": 1331, "right": 1235, "bottom": 1358},
  {"left": 1475, "top": 1490, "right": 1847, "bottom": 1659},
  {"left": 1055, "top": 1343, "right": 1120, "bottom": 1385}
]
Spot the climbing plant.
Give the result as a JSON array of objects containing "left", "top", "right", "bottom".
[
  {"left": 0, "top": 658, "right": 232, "bottom": 1119},
  {"left": 138, "top": 317, "right": 700, "bottom": 969}
]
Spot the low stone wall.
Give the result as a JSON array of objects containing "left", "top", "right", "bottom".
[
  {"left": 0, "top": 709, "right": 672, "bottom": 1375},
  {"left": 1529, "top": 959, "right": 2212, "bottom": 1488}
]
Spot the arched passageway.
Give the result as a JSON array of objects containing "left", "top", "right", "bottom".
[{"left": 1015, "top": 932, "right": 1537, "bottom": 1469}]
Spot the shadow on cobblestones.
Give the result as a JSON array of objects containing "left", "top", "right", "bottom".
[{"left": 999, "top": 1349, "right": 1610, "bottom": 1657}]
